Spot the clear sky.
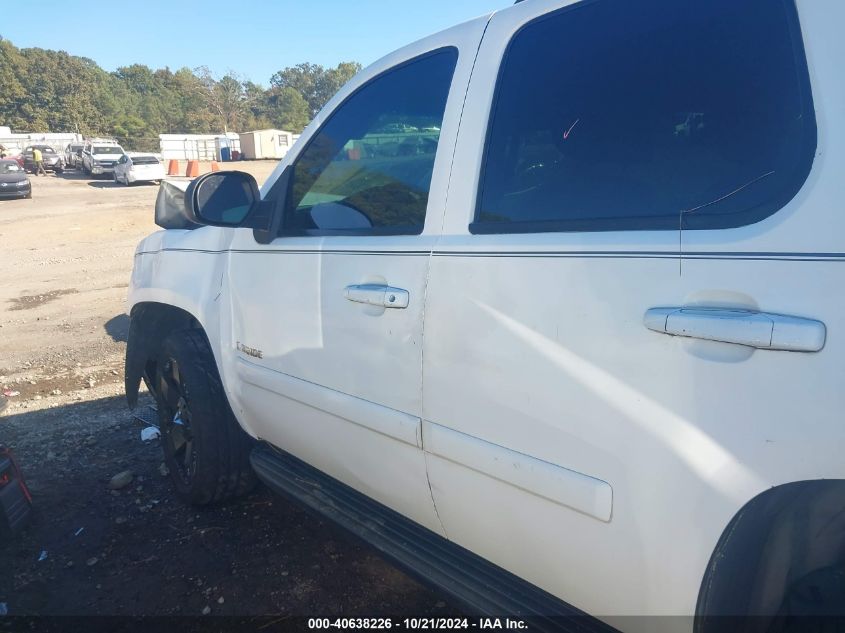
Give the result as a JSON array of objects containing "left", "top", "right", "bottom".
[{"left": 6, "top": 0, "right": 511, "bottom": 84}]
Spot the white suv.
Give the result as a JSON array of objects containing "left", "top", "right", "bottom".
[
  {"left": 125, "top": 0, "right": 844, "bottom": 629},
  {"left": 82, "top": 139, "right": 125, "bottom": 177}
]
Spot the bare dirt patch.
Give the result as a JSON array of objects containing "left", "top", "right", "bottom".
[{"left": 8, "top": 288, "right": 79, "bottom": 311}]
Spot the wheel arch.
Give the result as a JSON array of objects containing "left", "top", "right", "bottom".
[
  {"left": 125, "top": 302, "right": 202, "bottom": 409},
  {"left": 696, "top": 479, "right": 845, "bottom": 631}
]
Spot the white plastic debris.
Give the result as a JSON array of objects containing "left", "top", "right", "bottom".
[
  {"left": 37, "top": 550, "right": 47, "bottom": 562},
  {"left": 74, "top": 527, "right": 84, "bottom": 537},
  {"left": 140, "top": 427, "right": 161, "bottom": 442}
]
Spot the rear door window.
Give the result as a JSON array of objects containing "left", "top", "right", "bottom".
[{"left": 473, "top": 0, "right": 816, "bottom": 234}]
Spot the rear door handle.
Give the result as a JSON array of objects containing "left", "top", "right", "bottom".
[
  {"left": 644, "top": 307, "right": 826, "bottom": 352},
  {"left": 344, "top": 284, "right": 409, "bottom": 309}
]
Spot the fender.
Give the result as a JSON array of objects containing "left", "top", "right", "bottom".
[
  {"left": 124, "top": 302, "right": 200, "bottom": 408},
  {"left": 697, "top": 479, "right": 845, "bottom": 631},
  {"left": 125, "top": 227, "right": 233, "bottom": 408}
]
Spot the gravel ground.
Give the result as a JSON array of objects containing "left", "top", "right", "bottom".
[{"left": 0, "top": 165, "right": 448, "bottom": 618}]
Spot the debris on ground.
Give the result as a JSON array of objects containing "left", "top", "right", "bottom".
[
  {"left": 74, "top": 527, "right": 84, "bottom": 536},
  {"left": 108, "top": 470, "right": 133, "bottom": 490},
  {"left": 37, "top": 550, "right": 48, "bottom": 562},
  {"left": 3, "top": 390, "right": 20, "bottom": 397},
  {"left": 86, "top": 557, "right": 99, "bottom": 567},
  {"left": 132, "top": 405, "right": 158, "bottom": 429},
  {"left": 140, "top": 427, "right": 160, "bottom": 442}
]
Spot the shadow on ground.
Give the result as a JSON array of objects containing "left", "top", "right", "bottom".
[
  {"left": 0, "top": 395, "right": 449, "bottom": 617},
  {"left": 55, "top": 170, "right": 100, "bottom": 182},
  {"left": 104, "top": 314, "right": 129, "bottom": 343},
  {"left": 85, "top": 181, "right": 122, "bottom": 189}
]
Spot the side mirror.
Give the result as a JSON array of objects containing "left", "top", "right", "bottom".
[{"left": 185, "top": 171, "right": 260, "bottom": 227}]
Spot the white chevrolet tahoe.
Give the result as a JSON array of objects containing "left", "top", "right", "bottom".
[{"left": 125, "top": 0, "right": 845, "bottom": 630}]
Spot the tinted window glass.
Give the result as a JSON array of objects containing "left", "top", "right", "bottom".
[
  {"left": 283, "top": 49, "right": 458, "bottom": 236},
  {"left": 131, "top": 156, "right": 160, "bottom": 165},
  {"left": 474, "top": 0, "right": 815, "bottom": 234}
]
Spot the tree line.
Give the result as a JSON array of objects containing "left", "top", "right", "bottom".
[{"left": 0, "top": 36, "right": 361, "bottom": 151}]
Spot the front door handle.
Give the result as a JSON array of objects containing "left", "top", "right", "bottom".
[
  {"left": 644, "top": 307, "right": 826, "bottom": 352},
  {"left": 344, "top": 284, "right": 409, "bottom": 309}
]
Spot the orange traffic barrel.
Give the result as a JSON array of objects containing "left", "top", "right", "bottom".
[
  {"left": 167, "top": 159, "right": 179, "bottom": 176},
  {"left": 185, "top": 160, "right": 199, "bottom": 178},
  {"left": 211, "top": 161, "right": 220, "bottom": 172}
]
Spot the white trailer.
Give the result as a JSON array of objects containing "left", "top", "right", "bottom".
[
  {"left": 238, "top": 129, "right": 294, "bottom": 160},
  {"left": 0, "top": 131, "right": 83, "bottom": 155},
  {"left": 158, "top": 133, "right": 241, "bottom": 161}
]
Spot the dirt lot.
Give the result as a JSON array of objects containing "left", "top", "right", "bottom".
[{"left": 0, "top": 165, "right": 448, "bottom": 618}]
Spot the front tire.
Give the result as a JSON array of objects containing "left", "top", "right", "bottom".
[{"left": 153, "top": 329, "right": 256, "bottom": 505}]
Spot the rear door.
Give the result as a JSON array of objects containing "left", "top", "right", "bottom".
[
  {"left": 223, "top": 21, "right": 487, "bottom": 533},
  {"left": 423, "top": 0, "right": 824, "bottom": 620}
]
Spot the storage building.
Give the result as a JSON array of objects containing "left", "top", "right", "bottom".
[{"left": 238, "top": 130, "right": 295, "bottom": 160}]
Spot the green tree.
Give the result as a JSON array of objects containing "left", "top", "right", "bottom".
[
  {"left": 0, "top": 39, "right": 29, "bottom": 130},
  {"left": 270, "top": 61, "right": 361, "bottom": 115},
  {"left": 0, "top": 37, "right": 354, "bottom": 150},
  {"left": 194, "top": 67, "right": 247, "bottom": 133},
  {"left": 315, "top": 61, "right": 361, "bottom": 111},
  {"left": 266, "top": 87, "right": 311, "bottom": 133}
]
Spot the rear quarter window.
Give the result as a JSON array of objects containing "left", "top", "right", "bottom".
[{"left": 473, "top": 0, "right": 816, "bottom": 234}]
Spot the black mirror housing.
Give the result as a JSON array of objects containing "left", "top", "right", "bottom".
[{"left": 185, "top": 171, "right": 262, "bottom": 228}]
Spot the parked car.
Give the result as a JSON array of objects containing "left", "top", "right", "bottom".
[
  {"left": 81, "top": 140, "right": 124, "bottom": 177},
  {"left": 0, "top": 160, "right": 32, "bottom": 199},
  {"left": 22, "top": 145, "right": 63, "bottom": 173},
  {"left": 125, "top": 0, "right": 844, "bottom": 629},
  {"left": 113, "top": 153, "right": 165, "bottom": 185},
  {"left": 64, "top": 142, "right": 85, "bottom": 169},
  {"left": 0, "top": 150, "right": 24, "bottom": 169}
]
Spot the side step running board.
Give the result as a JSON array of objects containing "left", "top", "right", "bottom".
[{"left": 250, "top": 444, "right": 616, "bottom": 633}]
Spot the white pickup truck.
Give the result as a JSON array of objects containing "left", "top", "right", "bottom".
[
  {"left": 125, "top": 0, "right": 845, "bottom": 629},
  {"left": 82, "top": 139, "right": 125, "bottom": 177}
]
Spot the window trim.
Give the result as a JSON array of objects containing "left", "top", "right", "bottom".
[
  {"left": 277, "top": 45, "right": 460, "bottom": 239},
  {"left": 470, "top": 0, "right": 817, "bottom": 235}
]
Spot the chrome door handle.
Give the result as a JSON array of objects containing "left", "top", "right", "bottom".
[
  {"left": 644, "top": 307, "right": 826, "bottom": 352},
  {"left": 344, "top": 284, "right": 409, "bottom": 309}
]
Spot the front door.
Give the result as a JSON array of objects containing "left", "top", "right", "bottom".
[{"left": 224, "top": 26, "right": 484, "bottom": 532}]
